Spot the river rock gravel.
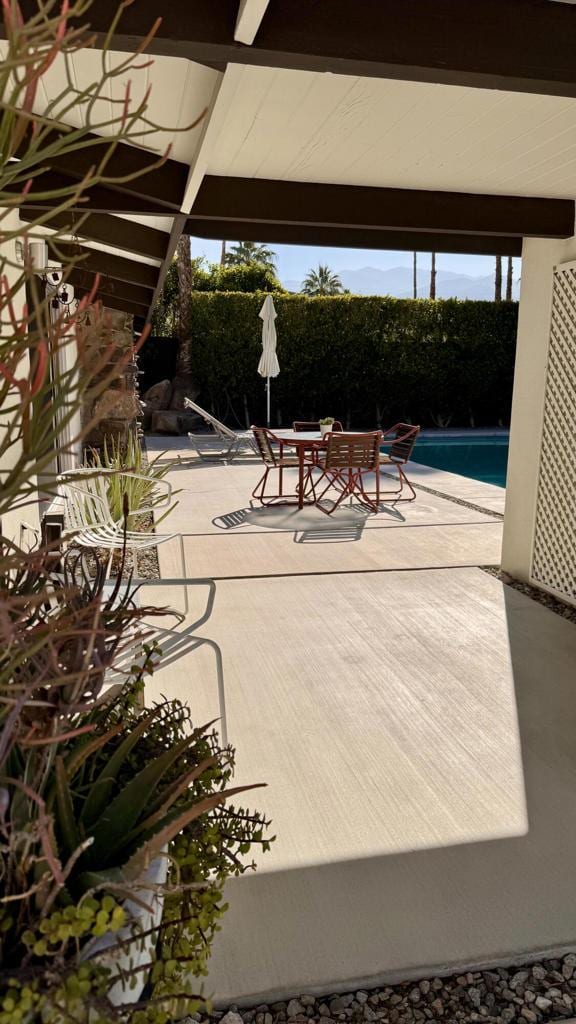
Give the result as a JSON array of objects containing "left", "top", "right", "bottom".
[{"left": 186, "top": 953, "right": 576, "bottom": 1024}]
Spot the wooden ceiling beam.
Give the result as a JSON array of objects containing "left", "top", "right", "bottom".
[
  {"left": 46, "top": 241, "right": 159, "bottom": 290},
  {"left": 187, "top": 217, "right": 523, "bottom": 257},
  {"left": 38, "top": 0, "right": 576, "bottom": 99},
  {"left": 19, "top": 210, "right": 169, "bottom": 262},
  {"left": 67, "top": 268, "right": 151, "bottom": 311},
  {"left": 11, "top": 171, "right": 181, "bottom": 215},
  {"left": 189, "top": 176, "right": 574, "bottom": 240},
  {"left": 16, "top": 126, "right": 189, "bottom": 206}
]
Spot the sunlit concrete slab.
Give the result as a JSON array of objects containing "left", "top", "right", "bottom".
[
  {"left": 159, "top": 521, "right": 502, "bottom": 579},
  {"left": 407, "top": 461, "right": 506, "bottom": 515},
  {"left": 147, "top": 568, "right": 576, "bottom": 1003}
]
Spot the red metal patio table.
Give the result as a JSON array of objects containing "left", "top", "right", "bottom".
[{"left": 270, "top": 429, "right": 326, "bottom": 509}]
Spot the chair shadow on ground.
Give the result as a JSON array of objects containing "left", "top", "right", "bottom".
[
  {"left": 206, "top": 582, "right": 576, "bottom": 1002},
  {"left": 212, "top": 500, "right": 405, "bottom": 544}
]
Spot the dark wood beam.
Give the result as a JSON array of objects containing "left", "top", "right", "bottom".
[
  {"left": 187, "top": 217, "right": 523, "bottom": 257},
  {"left": 46, "top": 241, "right": 159, "bottom": 290},
  {"left": 17, "top": 126, "right": 189, "bottom": 207},
  {"left": 72, "top": 287, "right": 149, "bottom": 319},
  {"left": 67, "top": 268, "right": 152, "bottom": 311},
  {"left": 11, "top": 171, "right": 181, "bottom": 215},
  {"left": 190, "top": 176, "right": 574, "bottom": 240},
  {"left": 46, "top": 0, "right": 576, "bottom": 99},
  {"left": 19, "top": 210, "right": 169, "bottom": 261}
]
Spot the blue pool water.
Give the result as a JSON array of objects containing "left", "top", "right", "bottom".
[{"left": 410, "top": 433, "right": 509, "bottom": 488}]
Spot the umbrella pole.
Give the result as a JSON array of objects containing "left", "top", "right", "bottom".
[{"left": 266, "top": 377, "right": 271, "bottom": 426}]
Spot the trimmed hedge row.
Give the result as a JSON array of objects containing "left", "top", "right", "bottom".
[{"left": 187, "top": 293, "right": 519, "bottom": 429}]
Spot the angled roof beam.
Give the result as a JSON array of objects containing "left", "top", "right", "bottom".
[
  {"left": 55, "top": 0, "right": 576, "bottom": 99},
  {"left": 190, "top": 176, "right": 575, "bottom": 239},
  {"left": 234, "top": 0, "right": 270, "bottom": 44},
  {"left": 66, "top": 267, "right": 152, "bottom": 311},
  {"left": 11, "top": 171, "right": 181, "bottom": 215},
  {"left": 45, "top": 241, "right": 159, "bottom": 290},
  {"left": 146, "top": 66, "right": 244, "bottom": 322},
  {"left": 187, "top": 218, "right": 523, "bottom": 257},
  {"left": 16, "top": 126, "right": 189, "bottom": 206},
  {"left": 19, "top": 210, "right": 169, "bottom": 261}
]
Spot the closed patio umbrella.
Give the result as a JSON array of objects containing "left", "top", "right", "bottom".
[{"left": 258, "top": 294, "right": 280, "bottom": 426}]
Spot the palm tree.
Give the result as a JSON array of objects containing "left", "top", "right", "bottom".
[
  {"left": 505, "top": 255, "right": 513, "bottom": 301},
  {"left": 430, "top": 252, "right": 436, "bottom": 299},
  {"left": 302, "top": 264, "right": 343, "bottom": 296},
  {"left": 225, "top": 240, "right": 277, "bottom": 271},
  {"left": 495, "top": 255, "right": 503, "bottom": 302},
  {"left": 220, "top": 240, "right": 227, "bottom": 265},
  {"left": 413, "top": 252, "right": 418, "bottom": 298},
  {"left": 172, "top": 233, "right": 195, "bottom": 408}
]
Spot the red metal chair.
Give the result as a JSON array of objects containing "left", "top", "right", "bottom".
[
  {"left": 378, "top": 423, "right": 420, "bottom": 501},
  {"left": 292, "top": 420, "right": 344, "bottom": 432},
  {"left": 251, "top": 426, "right": 315, "bottom": 506},
  {"left": 310, "top": 431, "right": 383, "bottom": 514}
]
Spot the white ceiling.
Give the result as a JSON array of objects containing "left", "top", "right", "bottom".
[
  {"left": 207, "top": 65, "right": 576, "bottom": 200},
  {"left": 36, "top": 49, "right": 217, "bottom": 164}
]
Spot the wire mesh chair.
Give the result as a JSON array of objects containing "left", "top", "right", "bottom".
[
  {"left": 378, "top": 423, "right": 421, "bottom": 501},
  {"left": 310, "top": 431, "right": 383, "bottom": 514},
  {"left": 251, "top": 426, "right": 315, "bottom": 506},
  {"left": 185, "top": 397, "right": 256, "bottom": 462},
  {"left": 292, "top": 420, "right": 344, "bottom": 432},
  {"left": 58, "top": 469, "right": 187, "bottom": 598}
]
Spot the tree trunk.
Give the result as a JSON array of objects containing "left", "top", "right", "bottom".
[
  {"left": 430, "top": 252, "right": 436, "bottom": 299},
  {"left": 505, "top": 256, "right": 513, "bottom": 301},
  {"left": 495, "top": 255, "right": 502, "bottom": 302},
  {"left": 413, "top": 252, "right": 417, "bottom": 299},
  {"left": 171, "top": 233, "right": 197, "bottom": 410},
  {"left": 220, "top": 239, "right": 227, "bottom": 265}
]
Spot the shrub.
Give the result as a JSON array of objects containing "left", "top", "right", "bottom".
[{"left": 180, "top": 292, "right": 519, "bottom": 428}]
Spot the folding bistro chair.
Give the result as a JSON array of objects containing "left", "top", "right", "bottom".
[
  {"left": 184, "top": 397, "right": 256, "bottom": 462},
  {"left": 310, "top": 431, "right": 383, "bottom": 514},
  {"left": 251, "top": 426, "right": 315, "bottom": 506},
  {"left": 378, "top": 423, "right": 421, "bottom": 501}
]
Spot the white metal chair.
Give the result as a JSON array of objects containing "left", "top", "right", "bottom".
[
  {"left": 184, "top": 397, "right": 256, "bottom": 462},
  {"left": 105, "top": 577, "right": 228, "bottom": 746},
  {"left": 57, "top": 469, "right": 188, "bottom": 607}
]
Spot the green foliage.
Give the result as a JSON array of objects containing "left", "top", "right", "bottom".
[
  {"left": 151, "top": 260, "right": 284, "bottom": 336},
  {"left": 196, "top": 263, "right": 284, "bottom": 294},
  {"left": 86, "top": 432, "right": 179, "bottom": 526},
  {"left": 184, "top": 292, "right": 519, "bottom": 428},
  {"left": 302, "top": 264, "right": 343, "bottom": 296},
  {"left": 224, "top": 241, "right": 277, "bottom": 271}
]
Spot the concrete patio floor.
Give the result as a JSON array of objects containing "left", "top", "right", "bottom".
[{"left": 145, "top": 437, "right": 576, "bottom": 1004}]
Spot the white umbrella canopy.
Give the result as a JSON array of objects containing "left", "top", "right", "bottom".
[{"left": 258, "top": 294, "right": 280, "bottom": 425}]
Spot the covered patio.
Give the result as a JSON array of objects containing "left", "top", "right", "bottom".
[{"left": 145, "top": 442, "right": 576, "bottom": 1003}]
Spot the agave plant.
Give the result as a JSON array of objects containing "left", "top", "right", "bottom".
[{"left": 86, "top": 433, "right": 180, "bottom": 527}]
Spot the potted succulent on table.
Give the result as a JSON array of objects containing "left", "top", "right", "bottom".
[{"left": 319, "top": 417, "right": 335, "bottom": 437}]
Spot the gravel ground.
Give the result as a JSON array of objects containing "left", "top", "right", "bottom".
[
  {"left": 189, "top": 954, "right": 576, "bottom": 1024},
  {"left": 481, "top": 566, "right": 576, "bottom": 625}
]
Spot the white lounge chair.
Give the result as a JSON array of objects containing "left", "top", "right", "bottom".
[
  {"left": 58, "top": 469, "right": 187, "bottom": 599},
  {"left": 184, "top": 398, "right": 256, "bottom": 463}
]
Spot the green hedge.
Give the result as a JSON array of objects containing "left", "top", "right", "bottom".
[{"left": 188, "top": 292, "right": 519, "bottom": 429}]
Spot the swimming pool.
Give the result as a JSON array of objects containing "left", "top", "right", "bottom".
[{"left": 410, "top": 433, "right": 509, "bottom": 488}]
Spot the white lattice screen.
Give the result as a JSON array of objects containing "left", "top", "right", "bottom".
[{"left": 530, "top": 261, "right": 576, "bottom": 605}]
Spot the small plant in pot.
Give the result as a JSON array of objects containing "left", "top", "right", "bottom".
[{"left": 319, "top": 417, "right": 335, "bottom": 437}]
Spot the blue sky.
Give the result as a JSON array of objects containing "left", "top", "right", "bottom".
[{"left": 190, "top": 237, "right": 519, "bottom": 286}]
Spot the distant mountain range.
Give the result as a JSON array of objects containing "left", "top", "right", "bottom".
[{"left": 284, "top": 265, "right": 520, "bottom": 301}]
